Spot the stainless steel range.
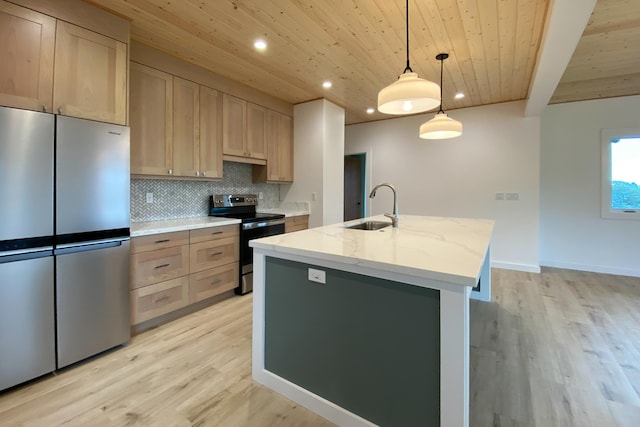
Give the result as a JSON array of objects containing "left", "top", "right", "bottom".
[{"left": 209, "top": 194, "right": 285, "bottom": 295}]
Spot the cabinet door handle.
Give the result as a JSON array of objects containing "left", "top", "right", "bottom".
[
  {"left": 210, "top": 279, "right": 221, "bottom": 286},
  {"left": 209, "top": 251, "right": 223, "bottom": 257},
  {"left": 154, "top": 263, "right": 170, "bottom": 269},
  {"left": 202, "top": 171, "right": 206, "bottom": 176},
  {"left": 211, "top": 231, "right": 223, "bottom": 235},
  {"left": 195, "top": 171, "right": 200, "bottom": 176},
  {"left": 57, "top": 107, "right": 62, "bottom": 115},
  {"left": 154, "top": 239, "right": 170, "bottom": 244},
  {"left": 42, "top": 105, "right": 47, "bottom": 113},
  {"left": 168, "top": 169, "right": 173, "bottom": 175}
]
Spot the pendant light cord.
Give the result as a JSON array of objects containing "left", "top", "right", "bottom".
[
  {"left": 403, "top": 0, "right": 412, "bottom": 73},
  {"left": 438, "top": 55, "right": 444, "bottom": 113}
]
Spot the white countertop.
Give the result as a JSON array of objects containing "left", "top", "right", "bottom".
[
  {"left": 258, "top": 201, "right": 310, "bottom": 218},
  {"left": 131, "top": 216, "right": 240, "bottom": 237},
  {"left": 257, "top": 208, "right": 310, "bottom": 218},
  {"left": 250, "top": 215, "right": 494, "bottom": 286}
]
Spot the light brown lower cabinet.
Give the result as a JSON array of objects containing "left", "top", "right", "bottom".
[
  {"left": 189, "top": 263, "right": 237, "bottom": 304},
  {"left": 130, "top": 225, "right": 239, "bottom": 327},
  {"left": 130, "top": 245, "right": 189, "bottom": 288},
  {"left": 131, "top": 276, "right": 189, "bottom": 324},
  {"left": 190, "top": 237, "right": 238, "bottom": 273},
  {"left": 285, "top": 215, "right": 309, "bottom": 233}
]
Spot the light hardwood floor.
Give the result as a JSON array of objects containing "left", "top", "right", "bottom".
[
  {"left": 471, "top": 268, "right": 640, "bottom": 427},
  {"left": 0, "top": 268, "right": 638, "bottom": 426}
]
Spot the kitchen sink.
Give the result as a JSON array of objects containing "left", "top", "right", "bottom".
[{"left": 346, "top": 221, "right": 391, "bottom": 231}]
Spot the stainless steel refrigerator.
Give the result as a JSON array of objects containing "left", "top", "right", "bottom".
[{"left": 0, "top": 106, "right": 131, "bottom": 390}]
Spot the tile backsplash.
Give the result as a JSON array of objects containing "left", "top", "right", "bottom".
[{"left": 131, "top": 161, "right": 280, "bottom": 222}]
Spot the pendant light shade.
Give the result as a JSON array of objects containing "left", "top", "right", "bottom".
[
  {"left": 419, "top": 112, "right": 462, "bottom": 139},
  {"left": 378, "top": 73, "right": 440, "bottom": 114},
  {"left": 377, "top": 0, "right": 440, "bottom": 115},
  {"left": 419, "top": 53, "right": 462, "bottom": 139}
]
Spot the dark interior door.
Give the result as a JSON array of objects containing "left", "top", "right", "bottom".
[{"left": 344, "top": 155, "right": 364, "bottom": 221}]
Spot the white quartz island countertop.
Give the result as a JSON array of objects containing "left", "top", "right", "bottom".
[
  {"left": 250, "top": 214, "right": 494, "bottom": 287},
  {"left": 131, "top": 216, "right": 241, "bottom": 237}
]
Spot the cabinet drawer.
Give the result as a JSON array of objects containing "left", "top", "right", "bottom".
[
  {"left": 131, "top": 276, "right": 189, "bottom": 324},
  {"left": 190, "top": 237, "right": 238, "bottom": 273},
  {"left": 130, "top": 245, "right": 189, "bottom": 289},
  {"left": 189, "top": 263, "right": 238, "bottom": 303},
  {"left": 189, "top": 224, "right": 239, "bottom": 244},
  {"left": 131, "top": 231, "right": 190, "bottom": 253}
]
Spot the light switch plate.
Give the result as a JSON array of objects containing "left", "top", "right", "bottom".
[{"left": 308, "top": 268, "right": 326, "bottom": 284}]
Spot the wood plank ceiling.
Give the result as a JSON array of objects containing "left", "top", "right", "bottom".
[
  {"left": 86, "top": 0, "right": 639, "bottom": 125},
  {"left": 550, "top": 0, "right": 640, "bottom": 105}
]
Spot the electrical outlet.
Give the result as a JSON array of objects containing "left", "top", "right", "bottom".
[
  {"left": 146, "top": 192, "right": 154, "bottom": 203},
  {"left": 311, "top": 192, "right": 317, "bottom": 201},
  {"left": 495, "top": 193, "right": 505, "bottom": 200},
  {"left": 506, "top": 192, "right": 519, "bottom": 201},
  {"left": 258, "top": 192, "right": 264, "bottom": 200},
  {"left": 308, "top": 268, "right": 326, "bottom": 284}
]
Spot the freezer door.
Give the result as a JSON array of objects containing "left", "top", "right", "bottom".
[
  {"left": 56, "top": 239, "right": 130, "bottom": 369},
  {"left": 0, "top": 255, "right": 55, "bottom": 391},
  {"left": 0, "top": 107, "right": 54, "bottom": 244},
  {"left": 56, "top": 116, "right": 130, "bottom": 235}
]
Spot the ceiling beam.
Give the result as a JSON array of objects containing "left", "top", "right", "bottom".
[{"left": 524, "top": 0, "right": 597, "bottom": 117}]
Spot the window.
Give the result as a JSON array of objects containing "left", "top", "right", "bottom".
[{"left": 601, "top": 129, "right": 640, "bottom": 220}]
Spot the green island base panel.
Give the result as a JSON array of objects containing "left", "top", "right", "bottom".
[{"left": 264, "top": 256, "right": 441, "bottom": 426}]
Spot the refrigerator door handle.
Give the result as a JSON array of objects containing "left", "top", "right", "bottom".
[
  {"left": 0, "top": 248, "right": 53, "bottom": 264},
  {"left": 55, "top": 238, "right": 129, "bottom": 255}
]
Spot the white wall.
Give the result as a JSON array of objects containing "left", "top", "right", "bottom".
[
  {"left": 540, "top": 95, "right": 640, "bottom": 277},
  {"left": 281, "top": 99, "right": 345, "bottom": 228},
  {"left": 345, "top": 101, "right": 541, "bottom": 271},
  {"left": 322, "top": 101, "right": 346, "bottom": 225}
]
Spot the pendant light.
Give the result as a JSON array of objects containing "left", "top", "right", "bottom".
[
  {"left": 377, "top": 0, "right": 440, "bottom": 115},
  {"left": 419, "top": 53, "right": 462, "bottom": 139}
]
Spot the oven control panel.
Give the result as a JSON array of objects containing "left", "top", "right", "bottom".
[{"left": 212, "top": 194, "right": 258, "bottom": 208}]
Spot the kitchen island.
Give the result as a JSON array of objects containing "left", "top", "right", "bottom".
[{"left": 250, "top": 215, "right": 494, "bottom": 427}]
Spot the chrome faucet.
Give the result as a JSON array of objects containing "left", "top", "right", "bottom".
[{"left": 369, "top": 183, "right": 399, "bottom": 228}]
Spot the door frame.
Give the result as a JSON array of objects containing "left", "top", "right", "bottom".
[{"left": 344, "top": 152, "right": 367, "bottom": 219}]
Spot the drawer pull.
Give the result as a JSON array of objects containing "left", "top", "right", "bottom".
[
  {"left": 154, "top": 295, "right": 170, "bottom": 304},
  {"left": 210, "top": 279, "right": 222, "bottom": 286},
  {"left": 154, "top": 239, "right": 170, "bottom": 244},
  {"left": 211, "top": 231, "right": 223, "bottom": 235},
  {"left": 209, "top": 251, "right": 223, "bottom": 257},
  {"left": 154, "top": 263, "right": 170, "bottom": 269}
]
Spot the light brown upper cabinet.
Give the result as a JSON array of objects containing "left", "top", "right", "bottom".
[
  {"left": 173, "top": 78, "right": 223, "bottom": 179},
  {"left": 222, "top": 93, "right": 267, "bottom": 163},
  {"left": 130, "top": 62, "right": 173, "bottom": 176},
  {"left": 222, "top": 93, "right": 245, "bottom": 157},
  {"left": 254, "top": 111, "right": 293, "bottom": 183},
  {"left": 198, "top": 86, "right": 223, "bottom": 179},
  {"left": 0, "top": 2, "right": 127, "bottom": 125},
  {"left": 130, "top": 64, "right": 223, "bottom": 179},
  {"left": 172, "top": 77, "right": 199, "bottom": 177},
  {"left": 53, "top": 21, "right": 127, "bottom": 125},
  {"left": 246, "top": 102, "right": 267, "bottom": 160},
  {"left": 0, "top": 1, "right": 55, "bottom": 112}
]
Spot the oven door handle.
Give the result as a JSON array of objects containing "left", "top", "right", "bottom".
[{"left": 242, "top": 218, "right": 286, "bottom": 230}]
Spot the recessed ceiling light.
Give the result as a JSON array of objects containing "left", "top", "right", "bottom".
[
  {"left": 254, "top": 39, "right": 267, "bottom": 50},
  {"left": 322, "top": 81, "right": 332, "bottom": 89},
  {"left": 455, "top": 92, "right": 465, "bottom": 99},
  {"left": 366, "top": 108, "right": 375, "bottom": 114}
]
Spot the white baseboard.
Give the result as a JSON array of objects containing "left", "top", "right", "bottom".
[
  {"left": 539, "top": 260, "right": 640, "bottom": 278},
  {"left": 255, "top": 369, "right": 378, "bottom": 427},
  {"left": 491, "top": 261, "right": 541, "bottom": 273}
]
